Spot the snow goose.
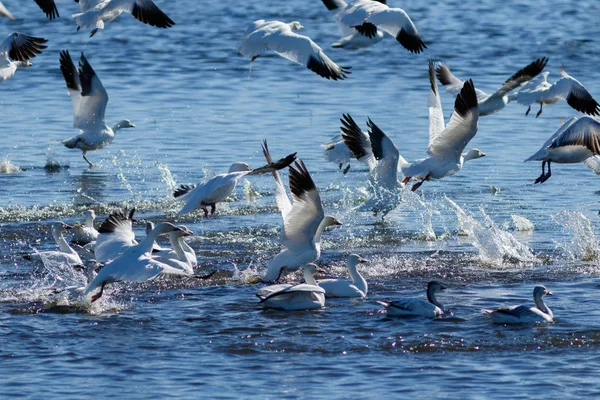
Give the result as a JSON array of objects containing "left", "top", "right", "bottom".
[
  {"left": 483, "top": 286, "right": 554, "bottom": 324},
  {"left": 525, "top": 116, "right": 600, "bottom": 183},
  {"left": 59, "top": 50, "right": 135, "bottom": 168},
  {"left": 342, "top": 60, "right": 484, "bottom": 194},
  {"left": 320, "top": 0, "right": 384, "bottom": 49},
  {"left": 152, "top": 225, "right": 197, "bottom": 274},
  {"left": 436, "top": 57, "right": 548, "bottom": 116},
  {"left": 174, "top": 151, "right": 297, "bottom": 216},
  {"left": 237, "top": 20, "right": 351, "bottom": 80},
  {"left": 83, "top": 223, "right": 193, "bottom": 302},
  {"left": 34, "top": 0, "right": 59, "bottom": 19},
  {"left": 93, "top": 208, "right": 137, "bottom": 263},
  {"left": 72, "top": 209, "right": 99, "bottom": 245},
  {"left": 512, "top": 67, "right": 600, "bottom": 117},
  {"left": 317, "top": 254, "right": 368, "bottom": 298},
  {"left": 322, "top": 134, "right": 354, "bottom": 174},
  {"left": 29, "top": 222, "right": 83, "bottom": 268},
  {"left": 261, "top": 147, "right": 342, "bottom": 282},
  {"left": 377, "top": 281, "right": 446, "bottom": 318},
  {"left": 257, "top": 264, "right": 326, "bottom": 311},
  {"left": 0, "top": 2, "right": 14, "bottom": 20},
  {"left": 340, "top": 0, "right": 425, "bottom": 53},
  {"left": 73, "top": 0, "right": 175, "bottom": 37},
  {"left": 0, "top": 32, "right": 48, "bottom": 83}
]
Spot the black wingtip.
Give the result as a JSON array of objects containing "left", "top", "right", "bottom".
[
  {"left": 34, "top": 0, "right": 59, "bottom": 20},
  {"left": 173, "top": 185, "right": 196, "bottom": 198},
  {"left": 436, "top": 63, "right": 455, "bottom": 86},
  {"left": 366, "top": 117, "right": 386, "bottom": 160},
  {"left": 454, "top": 79, "right": 478, "bottom": 117},
  {"left": 98, "top": 209, "right": 135, "bottom": 234},
  {"left": 354, "top": 22, "right": 378, "bottom": 39},
  {"left": 307, "top": 56, "right": 350, "bottom": 80},
  {"left": 8, "top": 34, "right": 48, "bottom": 62},
  {"left": 59, "top": 49, "right": 80, "bottom": 91},
  {"left": 428, "top": 59, "right": 438, "bottom": 95},
  {"left": 131, "top": 2, "right": 175, "bottom": 29},
  {"left": 396, "top": 29, "right": 426, "bottom": 54},
  {"left": 340, "top": 113, "right": 368, "bottom": 159},
  {"left": 78, "top": 52, "right": 97, "bottom": 97},
  {"left": 288, "top": 160, "right": 316, "bottom": 199}
]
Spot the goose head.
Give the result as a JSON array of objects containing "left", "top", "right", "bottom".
[
  {"left": 51, "top": 221, "right": 73, "bottom": 235},
  {"left": 228, "top": 162, "right": 252, "bottom": 173},
  {"left": 303, "top": 263, "right": 325, "bottom": 284},
  {"left": 323, "top": 216, "right": 342, "bottom": 228},
  {"left": 347, "top": 254, "right": 368, "bottom": 269},
  {"left": 426, "top": 280, "right": 446, "bottom": 307},
  {"left": 112, "top": 120, "right": 136, "bottom": 132},
  {"left": 533, "top": 285, "right": 552, "bottom": 299},
  {"left": 464, "top": 148, "right": 486, "bottom": 161},
  {"left": 289, "top": 21, "right": 304, "bottom": 31},
  {"left": 84, "top": 209, "right": 96, "bottom": 225}
]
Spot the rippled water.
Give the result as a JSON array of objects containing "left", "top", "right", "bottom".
[{"left": 2, "top": 0, "right": 600, "bottom": 398}]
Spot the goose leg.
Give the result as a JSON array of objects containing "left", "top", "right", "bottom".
[
  {"left": 402, "top": 176, "right": 411, "bottom": 184},
  {"left": 82, "top": 152, "right": 94, "bottom": 168},
  {"left": 525, "top": 105, "right": 531, "bottom": 116},
  {"left": 536, "top": 103, "right": 543, "bottom": 118},
  {"left": 201, "top": 207, "right": 209, "bottom": 217},
  {"left": 343, "top": 164, "right": 351, "bottom": 174},
  {"left": 540, "top": 162, "right": 552, "bottom": 183},
  {"left": 534, "top": 161, "right": 546, "bottom": 184},
  {"left": 411, "top": 173, "right": 431, "bottom": 191},
  {"left": 210, "top": 204, "right": 216, "bottom": 215},
  {"left": 90, "top": 28, "right": 99, "bottom": 37},
  {"left": 91, "top": 282, "right": 106, "bottom": 303}
]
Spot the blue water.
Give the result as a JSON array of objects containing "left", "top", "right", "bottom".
[{"left": 2, "top": 0, "right": 600, "bottom": 398}]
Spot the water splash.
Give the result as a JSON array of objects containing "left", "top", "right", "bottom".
[
  {"left": 511, "top": 215, "right": 535, "bottom": 231},
  {"left": 552, "top": 210, "right": 600, "bottom": 261},
  {"left": 447, "top": 198, "right": 536, "bottom": 266},
  {"left": 0, "top": 159, "right": 20, "bottom": 174},
  {"left": 157, "top": 162, "right": 178, "bottom": 195},
  {"left": 243, "top": 179, "right": 261, "bottom": 202}
]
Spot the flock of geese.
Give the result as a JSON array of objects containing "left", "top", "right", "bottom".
[{"left": 4, "top": 0, "right": 595, "bottom": 324}]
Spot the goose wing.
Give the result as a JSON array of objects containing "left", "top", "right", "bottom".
[
  {"left": 491, "top": 57, "right": 549, "bottom": 98},
  {"left": 100, "top": 0, "right": 175, "bottom": 28},
  {"left": 524, "top": 117, "right": 578, "bottom": 162},
  {"left": 0, "top": 32, "right": 47, "bottom": 62},
  {"left": 547, "top": 69, "right": 600, "bottom": 116},
  {"left": 34, "top": 0, "right": 59, "bottom": 19},
  {"left": 94, "top": 209, "right": 137, "bottom": 263},
  {"left": 428, "top": 59, "right": 445, "bottom": 140},
  {"left": 436, "top": 63, "right": 489, "bottom": 102},
  {"left": 548, "top": 116, "right": 600, "bottom": 154},
  {"left": 262, "top": 141, "right": 293, "bottom": 219}
]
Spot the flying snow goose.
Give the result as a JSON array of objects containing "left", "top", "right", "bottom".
[
  {"left": 512, "top": 67, "right": 600, "bottom": 117},
  {"left": 317, "top": 254, "right": 368, "bottom": 298},
  {"left": 340, "top": 0, "right": 425, "bottom": 53},
  {"left": 34, "top": 0, "right": 59, "bottom": 19},
  {"left": 29, "top": 222, "right": 83, "bottom": 268},
  {"left": 320, "top": 0, "right": 384, "bottom": 49},
  {"left": 257, "top": 264, "right": 326, "bottom": 310},
  {"left": 483, "top": 286, "right": 554, "bottom": 324},
  {"left": 59, "top": 50, "right": 135, "bottom": 168},
  {"left": 237, "top": 20, "right": 351, "bottom": 80},
  {"left": 525, "top": 116, "right": 600, "bottom": 183},
  {"left": 260, "top": 154, "right": 342, "bottom": 282},
  {"left": 152, "top": 225, "right": 197, "bottom": 274},
  {"left": 73, "top": 0, "right": 175, "bottom": 37},
  {"left": 0, "top": 2, "right": 14, "bottom": 20},
  {"left": 322, "top": 134, "right": 355, "bottom": 174},
  {"left": 93, "top": 208, "right": 137, "bottom": 263},
  {"left": 377, "top": 281, "right": 446, "bottom": 318},
  {"left": 342, "top": 60, "right": 484, "bottom": 195},
  {"left": 71, "top": 209, "right": 99, "bottom": 245},
  {"left": 0, "top": 32, "right": 48, "bottom": 83},
  {"left": 436, "top": 57, "right": 548, "bottom": 116},
  {"left": 83, "top": 223, "right": 193, "bottom": 302},
  {"left": 174, "top": 151, "right": 297, "bottom": 216}
]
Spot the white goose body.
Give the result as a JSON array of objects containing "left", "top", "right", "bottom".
[
  {"left": 318, "top": 254, "right": 368, "bottom": 298},
  {"left": 152, "top": 228, "right": 197, "bottom": 274},
  {"left": 93, "top": 209, "right": 137, "bottom": 264},
  {"left": 31, "top": 222, "right": 83, "bottom": 268},
  {"left": 320, "top": 0, "right": 384, "bottom": 49},
  {"left": 483, "top": 286, "right": 554, "bottom": 324},
  {"left": 378, "top": 281, "right": 446, "bottom": 318},
  {"left": 258, "top": 264, "right": 326, "bottom": 311},
  {"left": 72, "top": 210, "right": 99, "bottom": 245}
]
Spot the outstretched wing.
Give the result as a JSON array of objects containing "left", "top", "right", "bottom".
[
  {"left": 262, "top": 140, "right": 293, "bottom": 219},
  {"left": 492, "top": 57, "right": 549, "bottom": 98},
  {"left": 0, "top": 32, "right": 47, "bottom": 62},
  {"left": 100, "top": 0, "right": 175, "bottom": 28},
  {"left": 428, "top": 59, "right": 445, "bottom": 141}
]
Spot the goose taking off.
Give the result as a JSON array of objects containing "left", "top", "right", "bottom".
[
  {"left": 73, "top": 0, "right": 175, "bottom": 37},
  {"left": 320, "top": 0, "right": 384, "bottom": 49},
  {"left": 340, "top": 0, "right": 425, "bottom": 53},
  {"left": 377, "top": 281, "right": 446, "bottom": 318},
  {"left": 238, "top": 20, "right": 351, "bottom": 80},
  {"left": 525, "top": 116, "right": 600, "bottom": 184},
  {"left": 0, "top": 32, "right": 48, "bottom": 83},
  {"left": 483, "top": 286, "right": 554, "bottom": 324},
  {"left": 317, "top": 254, "right": 368, "bottom": 298},
  {"left": 512, "top": 67, "right": 600, "bottom": 117},
  {"left": 174, "top": 150, "right": 297, "bottom": 216},
  {"left": 257, "top": 264, "right": 326, "bottom": 311},
  {"left": 93, "top": 208, "right": 137, "bottom": 264},
  {"left": 261, "top": 147, "right": 341, "bottom": 282},
  {"left": 59, "top": 50, "right": 135, "bottom": 168},
  {"left": 341, "top": 60, "right": 484, "bottom": 196},
  {"left": 436, "top": 57, "right": 548, "bottom": 116}
]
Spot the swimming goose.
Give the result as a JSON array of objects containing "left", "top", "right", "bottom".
[
  {"left": 59, "top": 50, "right": 135, "bottom": 168},
  {"left": 340, "top": 0, "right": 425, "bottom": 53},
  {"left": 237, "top": 20, "right": 351, "bottom": 80},
  {"left": 93, "top": 208, "right": 137, "bottom": 263},
  {"left": 483, "top": 285, "right": 554, "bottom": 324},
  {"left": 83, "top": 223, "right": 192, "bottom": 302},
  {"left": 0, "top": 2, "right": 14, "bottom": 20},
  {"left": 342, "top": 60, "right": 484, "bottom": 194},
  {"left": 0, "top": 32, "right": 48, "bottom": 83},
  {"left": 525, "top": 116, "right": 600, "bottom": 183},
  {"left": 72, "top": 209, "right": 99, "bottom": 246},
  {"left": 257, "top": 264, "right": 326, "bottom": 310},
  {"left": 436, "top": 57, "right": 548, "bottom": 116},
  {"left": 320, "top": 0, "right": 384, "bottom": 49},
  {"left": 377, "top": 281, "right": 446, "bottom": 318},
  {"left": 34, "top": 0, "right": 59, "bottom": 19},
  {"left": 512, "top": 67, "right": 600, "bottom": 117},
  {"left": 152, "top": 225, "right": 197, "bottom": 274},
  {"left": 29, "top": 222, "right": 83, "bottom": 268},
  {"left": 260, "top": 149, "right": 342, "bottom": 282},
  {"left": 73, "top": 0, "right": 175, "bottom": 37},
  {"left": 317, "top": 254, "right": 368, "bottom": 298},
  {"left": 174, "top": 151, "right": 297, "bottom": 216}
]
